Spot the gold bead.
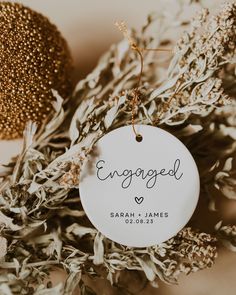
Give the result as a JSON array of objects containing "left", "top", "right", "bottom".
[{"left": 0, "top": 2, "right": 74, "bottom": 139}]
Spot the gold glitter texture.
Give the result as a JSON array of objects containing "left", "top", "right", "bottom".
[{"left": 0, "top": 2, "right": 73, "bottom": 139}]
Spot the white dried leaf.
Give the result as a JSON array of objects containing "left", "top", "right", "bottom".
[
  {"left": 93, "top": 232, "right": 104, "bottom": 265},
  {"left": 0, "top": 212, "right": 21, "bottom": 231},
  {"left": 66, "top": 223, "right": 97, "bottom": 238}
]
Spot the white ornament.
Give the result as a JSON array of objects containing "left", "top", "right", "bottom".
[{"left": 80, "top": 125, "right": 200, "bottom": 247}]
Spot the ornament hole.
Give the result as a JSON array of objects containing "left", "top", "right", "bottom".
[{"left": 136, "top": 134, "right": 143, "bottom": 142}]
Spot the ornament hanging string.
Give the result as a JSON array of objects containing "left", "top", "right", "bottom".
[{"left": 115, "top": 21, "right": 179, "bottom": 140}]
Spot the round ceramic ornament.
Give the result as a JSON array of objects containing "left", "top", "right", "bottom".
[{"left": 80, "top": 125, "right": 200, "bottom": 247}]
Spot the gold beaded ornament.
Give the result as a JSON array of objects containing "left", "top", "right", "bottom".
[{"left": 0, "top": 2, "right": 74, "bottom": 139}]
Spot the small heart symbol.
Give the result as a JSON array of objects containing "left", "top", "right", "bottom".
[{"left": 135, "top": 196, "right": 144, "bottom": 204}]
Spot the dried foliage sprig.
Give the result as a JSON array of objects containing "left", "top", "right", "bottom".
[{"left": 0, "top": 1, "right": 235, "bottom": 294}]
